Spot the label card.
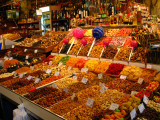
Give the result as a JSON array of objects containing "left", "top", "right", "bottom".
[
  {"left": 34, "top": 78, "right": 41, "bottom": 83},
  {"left": 24, "top": 49, "right": 27, "bottom": 52},
  {"left": 131, "top": 91, "right": 138, "bottom": 95},
  {"left": 63, "top": 88, "right": 68, "bottom": 93},
  {"left": 52, "top": 84, "right": 57, "bottom": 89},
  {"left": 109, "top": 103, "right": 119, "bottom": 111},
  {"left": 99, "top": 82, "right": 105, "bottom": 87},
  {"left": 12, "top": 45, "right": 15, "bottom": 48},
  {"left": 120, "top": 75, "right": 127, "bottom": 80},
  {"left": 86, "top": 98, "right": 94, "bottom": 108},
  {"left": 143, "top": 95, "right": 149, "bottom": 104},
  {"left": 58, "top": 62, "right": 63, "bottom": 66},
  {"left": 34, "top": 49, "right": 38, "bottom": 53},
  {"left": 30, "top": 66, "right": 34, "bottom": 70},
  {"left": 138, "top": 103, "right": 145, "bottom": 113},
  {"left": 46, "top": 69, "right": 52, "bottom": 75},
  {"left": 137, "top": 78, "right": 144, "bottom": 84},
  {"left": 9, "top": 57, "right": 13, "bottom": 60},
  {"left": 73, "top": 76, "right": 77, "bottom": 80},
  {"left": 130, "top": 108, "right": 137, "bottom": 120},
  {"left": 81, "top": 68, "right": 88, "bottom": 73},
  {"left": 49, "top": 61, "right": 52, "bottom": 65},
  {"left": 27, "top": 76, "right": 33, "bottom": 80},
  {"left": 98, "top": 74, "right": 103, "bottom": 79},
  {"left": 4, "top": 56, "right": 9, "bottom": 60},
  {"left": 100, "top": 86, "right": 108, "bottom": 94},
  {"left": 81, "top": 77, "right": 88, "bottom": 84},
  {"left": 68, "top": 66, "right": 72, "bottom": 70},
  {"left": 147, "top": 64, "right": 152, "bottom": 69},
  {"left": 54, "top": 72, "right": 60, "bottom": 76},
  {"left": 19, "top": 74, "right": 24, "bottom": 78},
  {"left": 12, "top": 71, "right": 18, "bottom": 76},
  {"left": 26, "top": 55, "right": 29, "bottom": 59}
]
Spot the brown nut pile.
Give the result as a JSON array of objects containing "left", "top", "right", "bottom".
[
  {"left": 131, "top": 47, "right": 146, "bottom": 63},
  {"left": 69, "top": 44, "right": 81, "bottom": 55},
  {"left": 52, "top": 43, "right": 62, "bottom": 53},
  {"left": 35, "top": 90, "right": 69, "bottom": 108},
  {"left": 78, "top": 44, "right": 91, "bottom": 56},
  {"left": 102, "top": 47, "right": 118, "bottom": 59},
  {"left": 90, "top": 45, "right": 103, "bottom": 58},
  {"left": 115, "top": 47, "right": 132, "bottom": 61},
  {"left": 76, "top": 72, "right": 97, "bottom": 82}
]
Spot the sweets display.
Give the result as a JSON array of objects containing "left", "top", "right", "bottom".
[
  {"left": 130, "top": 47, "right": 146, "bottom": 63},
  {"left": 84, "top": 29, "right": 92, "bottom": 36},
  {"left": 15, "top": 67, "right": 32, "bottom": 74},
  {"left": 147, "top": 100, "right": 160, "bottom": 112},
  {"left": 105, "top": 29, "right": 119, "bottom": 37},
  {"left": 78, "top": 44, "right": 91, "bottom": 56},
  {"left": 68, "top": 44, "right": 81, "bottom": 55},
  {"left": 90, "top": 45, "right": 103, "bottom": 58},
  {"left": 154, "top": 72, "right": 160, "bottom": 81},
  {"left": 115, "top": 47, "right": 132, "bottom": 61},
  {"left": 102, "top": 47, "right": 118, "bottom": 59},
  {"left": 0, "top": 73, "right": 13, "bottom": 79},
  {"left": 66, "top": 58, "right": 79, "bottom": 67},
  {"left": 4, "top": 59, "right": 20, "bottom": 69},
  {"left": 116, "top": 28, "right": 132, "bottom": 36},
  {"left": 120, "top": 65, "right": 143, "bottom": 81},
  {"left": 58, "top": 56, "right": 71, "bottom": 65},
  {"left": 74, "top": 58, "right": 88, "bottom": 69},
  {"left": 16, "top": 38, "right": 40, "bottom": 47},
  {"left": 84, "top": 59, "right": 100, "bottom": 71},
  {"left": 123, "top": 37, "right": 132, "bottom": 47},
  {"left": 94, "top": 61, "right": 110, "bottom": 73},
  {"left": 109, "top": 37, "right": 126, "bottom": 47},
  {"left": 2, "top": 33, "right": 21, "bottom": 41}
]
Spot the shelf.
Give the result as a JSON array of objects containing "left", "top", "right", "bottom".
[
  {"left": 52, "top": 19, "right": 70, "bottom": 22},
  {"left": 18, "top": 22, "right": 39, "bottom": 25}
]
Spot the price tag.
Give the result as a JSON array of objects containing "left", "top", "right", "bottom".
[
  {"left": 12, "top": 45, "right": 15, "bottom": 48},
  {"left": 30, "top": 66, "right": 34, "bottom": 70},
  {"left": 138, "top": 103, "right": 145, "bottom": 113},
  {"left": 120, "top": 75, "right": 127, "bottom": 80},
  {"left": 143, "top": 95, "right": 149, "bottom": 104},
  {"left": 46, "top": 69, "right": 52, "bottom": 75},
  {"left": 54, "top": 72, "right": 60, "bottom": 76},
  {"left": 98, "top": 74, "right": 103, "bottom": 79},
  {"left": 130, "top": 108, "right": 137, "bottom": 120},
  {"left": 81, "top": 68, "right": 88, "bottom": 73},
  {"left": 63, "top": 88, "right": 68, "bottom": 93},
  {"left": 58, "top": 62, "right": 63, "bottom": 66},
  {"left": 9, "top": 57, "right": 13, "bottom": 60},
  {"left": 71, "top": 93, "right": 76, "bottom": 100},
  {"left": 25, "top": 55, "right": 29, "bottom": 59},
  {"left": 34, "top": 49, "right": 38, "bottom": 53},
  {"left": 137, "top": 78, "right": 144, "bottom": 84},
  {"left": 24, "top": 49, "right": 27, "bottom": 52},
  {"left": 27, "top": 76, "right": 33, "bottom": 80},
  {"left": 99, "top": 82, "right": 105, "bottom": 87},
  {"left": 4, "top": 56, "right": 9, "bottom": 60},
  {"left": 19, "top": 74, "right": 24, "bottom": 78},
  {"left": 68, "top": 66, "right": 72, "bottom": 70},
  {"left": 131, "top": 91, "right": 138, "bottom": 95},
  {"left": 12, "top": 71, "right": 18, "bottom": 76},
  {"left": 34, "top": 78, "right": 41, "bottom": 83},
  {"left": 109, "top": 103, "right": 119, "bottom": 111},
  {"left": 73, "top": 76, "right": 77, "bottom": 80},
  {"left": 86, "top": 98, "right": 94, "bottom": 108},
  {"left": 147, "top": 64, "right": 152, "bottom": 69},
  {"left": 81, "top": 77, "right": 88, "bottom": 84},
  {"left": 100, "top": 86, "right": 108, "bottom": 94},
  {"left": 43, "top": 69, "right": 46, "bottom": 72},
  {"left": 49, "top": 61, "right": 52, "bottom": 65},
  {"left": 52, "top": 84, "right": 57, "bottom": 89}
]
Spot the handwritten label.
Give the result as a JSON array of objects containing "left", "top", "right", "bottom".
[
  {"left": 109, "top": 103, "right": 119, "bottom": 111},
  {"left": 100, "top": 86, "right": 108, "bottom": 94},
  {"left": 120, "top": 75, "right": 127, "bottom": 80},
  {"left": 46, "top": 69, "right": 52, "bottom": 75},
  {"left": 68, "top": 66, "right": 72, "bottom": 70},
  {"left": 34, "top": 49, "right": 38, "bottom": 53},
  {"left": 27, "top": 76, "right": 33, "bottom": 80},
  {"left": 34, "top": 78, "right": 41, "bottom": 83},
  {"left": 52, "top": 84, "right": 57, "bottom": 89},
  {"left": 24, "top": 49, "right": 27, "bottom": 52},
  {"left": 131, "top": 91, "right": 138, "bottom": 95},
  {"left": 12, "top": 45, "right": 15, "bottom": 48},
  {"left": 81, "top": 77, "right": 88, "bottom": 84},
  {"left": 19, "top": 74, "right": 24, "bottom": 78},
  {"left": 98, "top": 74, "right": 103, "bottom": 79},
  {"left": 63, "top": 88, "right": 68, "bottom": 93},
  {"left": 143, "top": 95, "right": 149, "bottom": 104},
  {"left": 137, "top": 78, "right": 144, "bottom": 84},
  {"left": 86, "top": 98, "right": 94, "bottom": 108},
  {"left": 138, "top": 103, "right": 145, "bottom": 113},
  {"left": 26, "top": 55, "right": 29, "bottom": 59},
  {"left": 73, "top": 76, "right": 77, "bottom": 80},
  {"left": 81, "top": 68, "right": 88, "bottom": 73},
  {"left": 54, "top": 72, "right": 60, "bottom": 76},
  {"left": 58, "top": 62, "right": 63, "bottom": 66},
  {"left": 130, "top": 108, "right": 137, "bottom": 120}
]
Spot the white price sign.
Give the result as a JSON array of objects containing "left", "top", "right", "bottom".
[
  {"left": 27, "top": 76, "right": 33, "bottom": 80},
  {"left": 58, "top": 62, "right": 63, "bottom": 66},
  {"left": 100, "top": 86, "right": 108, "bottom": 94},
  {"left": 98, "top": 74, "right": 103, "bottom": 79},
  {"left": 46, "top": 69, "right": 52, "bottom": 75},
  {"left": 81, "top": 77, "right": 88, "bottom": 84},
  {"left": 109, "top": 103, "right": 119, "bottom": 111},
  {"left": 81, "top": 68, "right": 88, "bottom": 73},
  {"left": 147, "top": 64, "right": 152, "bottom": 69},
  {"left": 71, "top": 93, "right": 76, "bottom": 100},
  {"left": 73, "top": 76, "right": 77, "bottom": 80},
  {"left": 9, "top": 57, "right": 13, "bottom": 60},
  {"left": 34, "top": 78, "right": 41, "bottom": 83},
  {"left": 130, "top": 108, "right": 137, "bottom": 120},
  {"left": 68, "top": 66, "right": 72, "bottom": 70},
  {"left": 52, "top": 84, "right": 57, "bottom": 89},
  {"left": 54, "top": 72, "right": 60, "bottom": 76},
  {"left": 49, "top": 61, "right": 53, "bottom": 65},
  {"left": 131, "top": 91, "right": 138, "bottom": 95},
  {"left": 34, "top": 49, "right": 38, "bottom": 53},
  {"left": 138, "top": 103, "right": 145, "bottom": 113},
  {"left": 19, "top": 74, "right": 24, "bottom": 78},
  {"left": 143, "top": 95, "right": 149, "bottom": 104},
  {"left": 137, "top": 78, "right": 144, "bottom": 84},
  {"left": 120, "top": 75, "right": 127, "bottom": 80},
  {"left": 86, "top": 98, "right": 94, "bottom": 108},
  {"left": 30, "top": 66, "right": 34, "bottom": 70}
]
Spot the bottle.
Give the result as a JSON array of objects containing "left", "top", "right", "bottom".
[{"left": 108, "top": 0, "right": 112, "bottom": 16}]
